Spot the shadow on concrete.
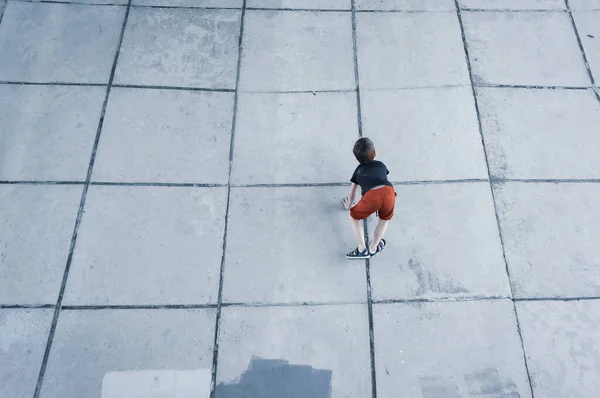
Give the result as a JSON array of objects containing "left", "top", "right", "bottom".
[{"left": 215, "top": 357, "right": 332, "bottom": 398}]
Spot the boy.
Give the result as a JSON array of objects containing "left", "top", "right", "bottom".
[{"left": 343, "top": 137, "right": 396, "bottom": 259}]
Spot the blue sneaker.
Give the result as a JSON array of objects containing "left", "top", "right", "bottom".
[
  {"left": 370, "top": 239, "right": 386, "bottom": 258},
  {"left": 346, "top": 247, "right": 371, "bottom": 260}
]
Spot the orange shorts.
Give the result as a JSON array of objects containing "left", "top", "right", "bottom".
[{"left": 350, "top": 186, "right": 396, "bottom": 220}]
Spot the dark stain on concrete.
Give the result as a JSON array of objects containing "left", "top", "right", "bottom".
[
  {"left": 420, "top": 376, "right": 461, "bottom": 398},
  {"left": 408, "top": 258, "right": 469, "bottom": 296},
  {"left": 215, "top": 357, "right": 332, "bottom": 398},
  {"left": 472, "top": 72, "right": 485, "bottom": 85},
  {"left": 464, "top": 368, "right": 520, "bottom": 397}
]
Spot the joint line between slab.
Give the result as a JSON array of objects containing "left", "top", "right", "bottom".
[
  {"left": 363, "top": 222, "right": 378, "bottom": 398},
  {"left": 565, "top": 0, "right": 600, "bottom": 103},
  {"left": 461, "top": 7, "right": 567, "bottom": 12},
  {"left": 1, "top": 80, "right": 593, "bottom": 93},
  {"left": 31, "top": 2, "right": 133, "bottom": 397},
  {"left": 476, "top": 82, "right": 590, "bottom": 90},
  {"left": 209, "top": 1, "right": 246, "bottom": 396},
  {"left": 353, "top": 0, "right": 377, "bottom": 395},
  {"left": 0, "top": 80, "right": 108, "bottom": 87},
  {"left": 130, "top": 4, "right": 239, "bottom": 10},
  {"left": 5, "top": 296, "right": 600, "bottom": 310},
  {"left": 351, "top": 0, "right": 363, "bottom": 138},
  {"left": 454, "top": 2, "right": 536, "bottom": 397},
  {"left": 6, "top": 178, "right": 600, "bottom": 187},
  {"left": 246, "top": 6, "right": 349, "bottom": 12},
  {"left": 0, "top": 3, "right": 7, "bottom": 27}
]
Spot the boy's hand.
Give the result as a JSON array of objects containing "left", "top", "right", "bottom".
[{"left": 342, "top": 196, "right": 352, "bottom": 210}]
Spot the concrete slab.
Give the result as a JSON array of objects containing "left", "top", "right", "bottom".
[
  {"left": 216, "top": 305, "right": 371, "bottom": 397},
  {"left": 356, "top": 0, "right": 455, "bottom": 10},
  {"left": 462, "top": 11, "right": 590, "bottom": 86},
  {"left": 5, "top": 0, "right": 128, "bottom": 3},
  {"left": 0, "top": 185, "right": 82, "bottom": 304},
  {"left": 495, "top": 182, "right": 600, "bottom": 298},
  {"left": 223, "top": 187, "right": 367, "bottom": 304},
  {"left": 247, "top": 0, "right": 350, "bottom": 9},
  {"left": 516, "top": 300, "right": 600, "bottom": 397},
  {"left": 1, "top": 0, "right": 598, "bottom": 395},
  {"left": 368, "top": 183, "right": 510, "bottom": 301},
  {"left": 93, "top": 88, "right": 233, "bottom": 184},
  {"left": 477, "top": 88, "right": 600, "bottom": 179},
  {"left": 570, "top": 0, "right": 600, "bottom": 9},
  {"left": 101, "top": 369, "right": 211, "bottom": 398},
  {"left": 0, "top": 85, "right": 104, "bottom": 181},
  {"left": 132, "top": 0, "right": 241, "bottom": 7},
  {"left": 573, "top": 11, "right": 600, "bottom": 82},
  {"left": 63, "top": 186, "right": 227, "bottom": 305},
  {"left": 373, "top": 300, "right": 532, "bottom": 398},
  {"left": 0, "top": 2, "right": 124, "bottom": 84},
  {"left": 459, "top": 0, "right": 565, "bottom": 10},
  {"left": 239, "top": 10, "right": 355, "bottom": 91},
  {"left": 71, "top": 0, "right": 128, "bottom": 4},
  {"left": 360, "top": 87, "right": 487, "bottom": 181},
  {"left": 0, "top": 309, "right": 53, "bottom": 398},
  {"left": 231, "top": 92, "right": 358, "bottom": 185},
  {"left": 356, "top": 12, "right": 469, "bottom": 89},
  {"left": 39, "top": 309, "right": 215, "bottom": 398},
  {"left": 115, "top": 8, "right": 241, "bottom": 89}
]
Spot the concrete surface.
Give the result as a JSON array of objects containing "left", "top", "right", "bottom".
[
  {"left": 495, "top": 182, "right": 600, "bottom": 298},
  {"left": 0, "top": 85, "right": 105, "bottom": 181},
  {"left": 459, "top": 0, "right": 565, "bottom": 10},
  {"left": 356, "top": 0, "right": 456, "bottom": 11},
  {"left": 477, "top": 88, "right": 600, "bottom": 179},
  {"left": 223, "top": 186, "right": 366, "bottom": 304},
  {"left": 516, "top": 300, "right": 600, "bottom": 398},
  {"left": 38, "top": 309, "right": 215, "bottom": 398},
  {"left": 361, "top": 87, "right": 487, "bottom": 180},
  {"left": 1, "top": 0, "right": 600, "bottom": 397},
  {"left": 249, "top": 0, "right": 350, "bottom": 9},
  {"left": 373, "top": 301, "right": 531, "bottom": 397},
  {"left": 0, "top": 309, "right": 53, "bottom": 398},
  {"left": 92, "top": 89, "right": 234, "bottom": 183},
  {"left": 216, "top": 305, "right": 371, "bottom": 397},
  {"left": 239, "top": 11, "right": 355, "bottom": 91},
  {"left": 0, "top": 2, "right": 125, "bottom": 83},
  {"left": 231, "top": 92, "right": 357, "bottom": 184},
  {"left": 356, "top": 12, "right": 470, "bottom": 88},
  {"left": 368, "top": 183, "right": 510, "bottom": 301},
  {"left": 570, "top": 0, "right": 600, "bottom": 10},
  {"left": 114, "top": 8, "right": 242, "bottom": 88},
  {"left": 573, "top": 11, "right": 600, "bottom": 81},
  {"left": 63, "top": 186, "right": 227, "bottom": 305},
  {"left": 0, "top": 185, "right": 82, "bottom": 304},
  {"left": 462, "top": 11, "right": 589, "bottom": 86}
]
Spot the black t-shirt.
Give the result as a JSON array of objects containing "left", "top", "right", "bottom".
[{"left": 350, "top": 160, "right": 393, "bottom": 195}]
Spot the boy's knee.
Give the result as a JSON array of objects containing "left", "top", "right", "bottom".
[{"left": 349, "top": 211, "right": 363, "bottom": 221}]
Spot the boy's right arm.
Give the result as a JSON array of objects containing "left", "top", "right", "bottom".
[{"left": 343, "top": 183, "right": 359, "bottom": 210}]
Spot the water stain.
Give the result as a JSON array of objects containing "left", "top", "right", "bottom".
[
  {"left": 420, "top": 376, "right": 461, "bottom": 398},
  {"left": 408, "top": 258, "right": 468, "bottom": 296},
  {"left": 215, "top": 357, "right": 332, "bottom": 398},
  {"left": 464, "top": 368, "right": 520, "bottom": 397}
]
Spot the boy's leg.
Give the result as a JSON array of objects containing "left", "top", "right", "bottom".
[
  {"left": 350, "top": 214, "right": 367, "bottom": 252},
  {"left": 369, "top": 187, "right": 396, "bottom": 253},
  {"left": 369, "top": 219, "right": 389, "bottom": 253}
]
